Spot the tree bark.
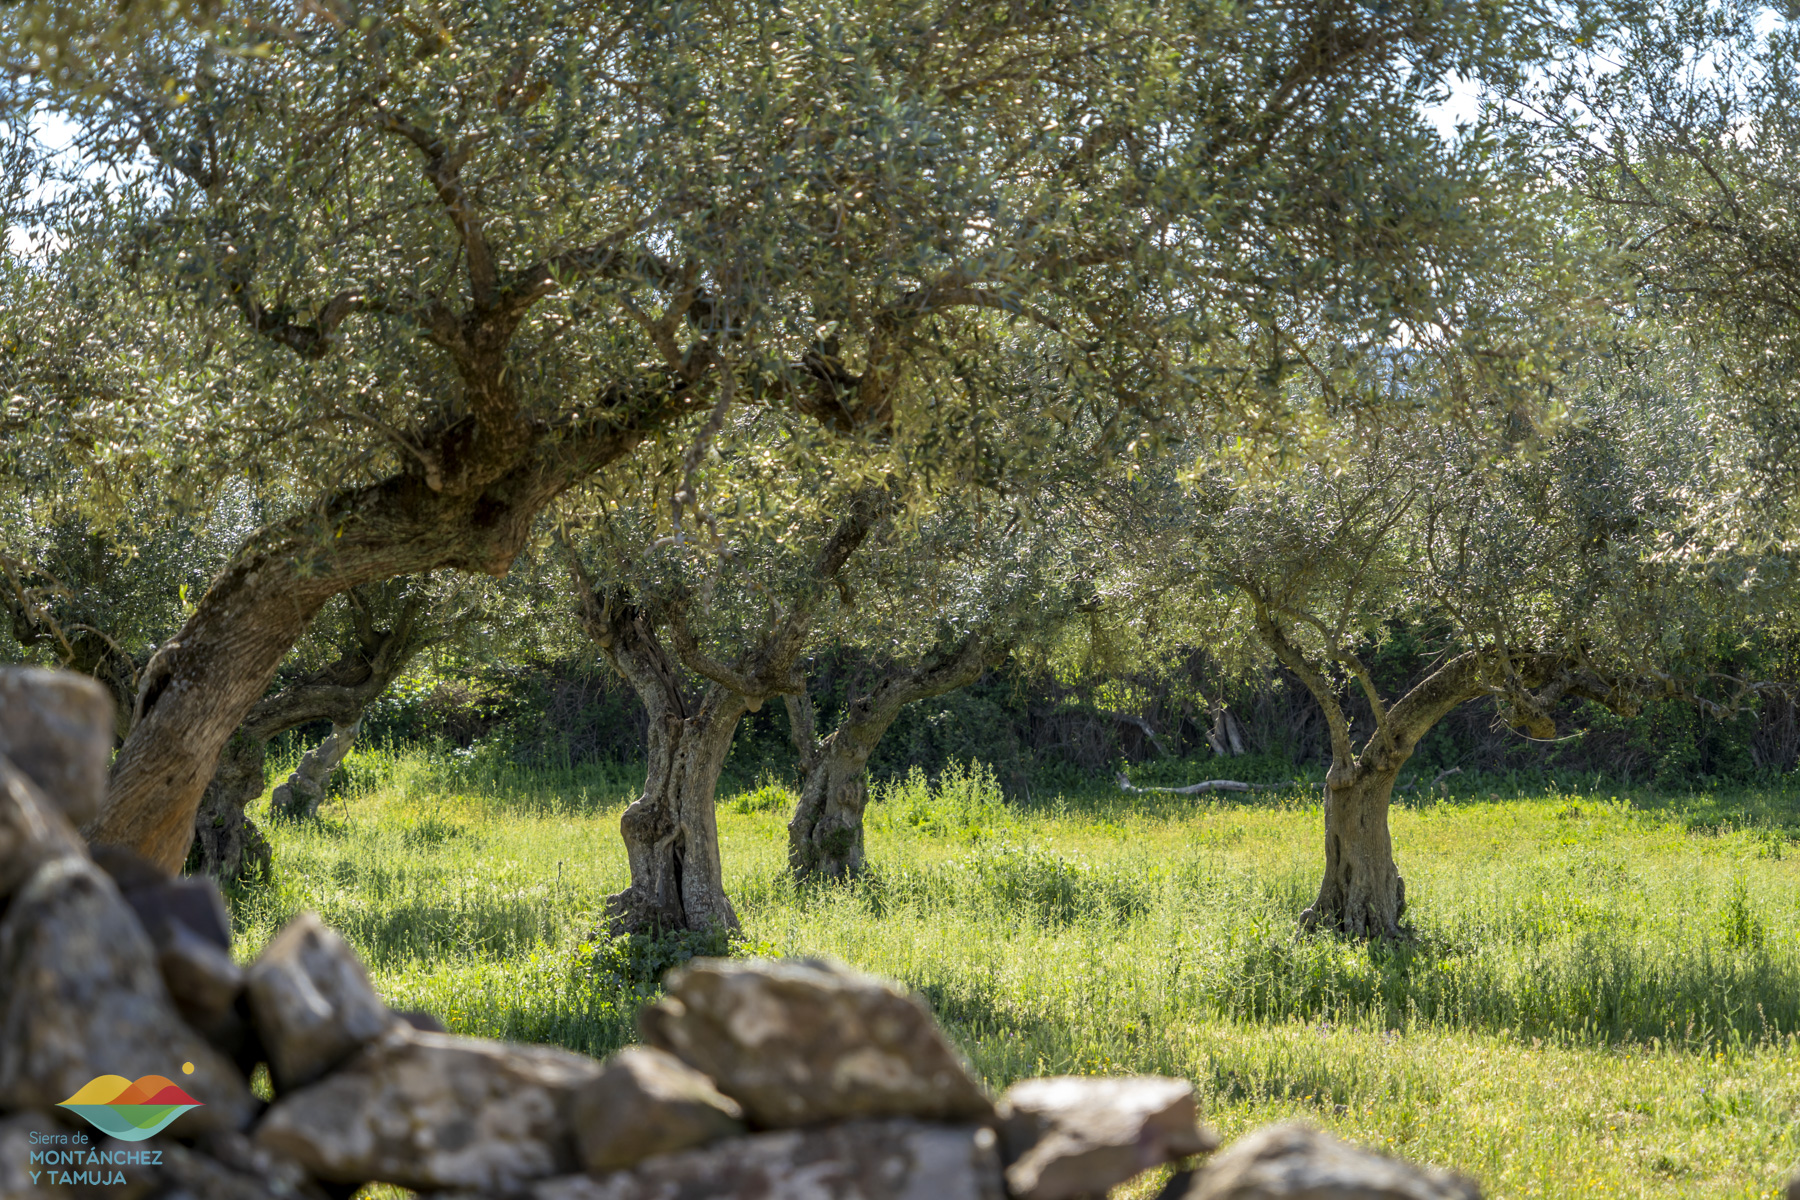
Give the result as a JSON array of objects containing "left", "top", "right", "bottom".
[
  {"left": 1305, "top": 762, "right": 1407, "bottom": 937},
  {"left": 269, "top": 717, "right": 362, "bottom": 820},
  {"left": 85, "top": 394, "right": 679, "bottom": 872},
  {"left": 188, "top": 728, "right": 275, "bottom": 883},
  {"left": 570, "top": 492, "right": 891, "bottom": 930},
  {"left": 1221, "top": 707, "right": 1247, "bottom": 755},
  {"left": 578, "top": 594, "right": 745, "bottom": 935},
  {"left": 786, "top": 634, "right": 989, "bottom": 882},
  {"left": 182, "top": 583, "right": 439, "bottom": 882}
]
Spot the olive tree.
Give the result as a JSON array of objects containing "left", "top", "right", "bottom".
[
  {"left": 1510, "top": 3, "right": 1800, "bottom": 524},
  {"left": 784, "top": 490, "right": 1096, "bottom": 881},
  {"left": 5, "top": 0, "right": 1563, "bottom": 871},
  {"left": 560, "top": 453, "right": 895, "bottom": 932},
  {"left": 1115, "top": 386, "right": 1785, "bottom": 937}
]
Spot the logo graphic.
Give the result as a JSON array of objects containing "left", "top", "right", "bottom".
[{"left": 57, "top": 1068, "right": 203, "bottom": 1141}]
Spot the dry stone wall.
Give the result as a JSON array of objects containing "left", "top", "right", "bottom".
[{"left": 0, "top": 666, "right": 1488, "bottom": 1200}]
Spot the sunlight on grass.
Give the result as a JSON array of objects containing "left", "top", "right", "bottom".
[{"left": 234, "top": 745, "right": 1800, "bottom": 1200}]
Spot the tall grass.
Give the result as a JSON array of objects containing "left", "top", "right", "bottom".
[{"left": 233, "top": 745, "right": 1800, "bottom": 1199}]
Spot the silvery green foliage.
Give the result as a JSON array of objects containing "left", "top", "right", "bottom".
[
  {"left": 6, "top": 0, "right": 1558, "bottom": 521},
  {"left": 1100, "top": 371, "right": 1792, "bottom": 746},
  {"left": 1513, "top": 0, "right": 1800, "bottom": 535}
]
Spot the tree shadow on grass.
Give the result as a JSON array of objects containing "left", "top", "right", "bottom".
[
  {"left": 1214, "top": 927, "right": 1800, "bottom": 1051},
  {"left": 228, "top": 887, "right": 592, "bottom": 971},
  {"left": 909, "top": 976, "right": 1195, "bottom": 1087}
]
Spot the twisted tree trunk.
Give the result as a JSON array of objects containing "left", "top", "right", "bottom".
[
  {"left": 269, "top": 717, "right": 362, "bottom": 820},
  {"left": 189, "top": 730, "right": 277, "bottom": 883},
  {"left": 186, "top": 584, "right": 436, "bottom": 882},
  {"left": 570, "top": 492, "right": 890, "bottom": 932},
  {"left": 581, "top": 596, "right": 745, "bottom": 934},
  {"left": 1306, "top": 759, "right": 1409, "bottom": 937},
  {"left": 786, "top": 633, "right": 990, "bottom": 882}
]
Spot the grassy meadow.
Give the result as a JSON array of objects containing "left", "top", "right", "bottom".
[{"left": 227, "top": 746, "right": 1800, "bottom": 1200}]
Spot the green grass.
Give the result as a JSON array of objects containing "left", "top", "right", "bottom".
[{"left": 230, "top": 748, "right": 1800, "bottom": 1199}]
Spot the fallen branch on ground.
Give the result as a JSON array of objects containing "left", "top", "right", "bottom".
[
  {"left": 1114, "top": 772, "right": 1311, "bottom": 795},
  {"left": 1114, "top": 767, "right": 1458, "bottom": 798}
]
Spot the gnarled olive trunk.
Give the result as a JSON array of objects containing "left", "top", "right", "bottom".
[
  {"left": 571, "top": 491, "right": 891, "bottom": 930},
  {"left": 188, "top": 729, "right": 275, "bottom": 883},
  {"left": 583, "top": 597, "right": 743, "bottom": 935},
  {"left": 184, "top": 582, "right": 438, "bottom": 882},
  {"left": 270, "top": 718, "right": 362, "bottom": 820},
  {"left": 787, "top": 634, "right": 989, "bottom": 882},
  {"left": 615, "top": 694, "right": 746, "bottom": 934},
  {"left": 785, "top": 721, "right": 878, "bottom": 883},
  {"left": 1302, "top": 763, "right": 1407, "bottom": 937}
]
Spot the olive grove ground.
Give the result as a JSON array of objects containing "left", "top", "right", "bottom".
[{"left": 227, "top": 747, "right": 1800, "bottom": 1200}]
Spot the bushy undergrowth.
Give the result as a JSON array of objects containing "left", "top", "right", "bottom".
[{"left": 232, "top": 750, "right": 1800, "bottom": 1198}]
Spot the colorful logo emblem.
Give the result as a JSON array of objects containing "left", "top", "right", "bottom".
[{"left": 57, "top": 1072, "right": 203, "bottom": 1141}]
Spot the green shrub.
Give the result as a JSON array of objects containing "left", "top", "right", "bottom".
[
  {"left": 731, "top": 772, "right": 797, "bottom": 815},
  {"left": 872, "top": 760, "right": 1012, "bottom": 842}
]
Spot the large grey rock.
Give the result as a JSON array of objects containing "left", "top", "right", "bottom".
[
  {"left": 92, "top": 842, "right": 248, "bottom": 1053},
  {"left": 640, "top": 958, "right": 993, "bottom": 1128},
  {"left": 254, "top": 1027, "right": 604, "bottom": 1192},
  {"left": 245, "top": 911, "right": 397, "bottom": 1090},
  {"left": 1183, "top": 1124, "right": 1481, "bottom": 1200},
  {"left": 160, "top": 917, "right": 247, "bottom": 1033},
  {"left": 0, "top": 754, "right": 85, "bottom": 901},
  {"left": 0, "top": 857, "right": 255, "bottom": 1136},
  {"left": 572, "top": 1046, "right": 745, "bottom": 1173},
  {"left": 0, "top": 668, "right": 113, "bottom": 826},
  {"left": 999, "top": 1075, "right": 1219, "bottom": 1200},
  {"left": 120, "top": 869, "right": 235, "bottom": 951},
  {"left": 532, "top": 1119, "right": 1004, "bottom": 1200},
  {"left": 160, "top": 1130, "right": 325, "bottom": 1199}
]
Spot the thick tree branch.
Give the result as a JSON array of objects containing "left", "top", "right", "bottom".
[
  {"left": 665, "top": 607, "right": 789, "bottom": 709},
  {"left": 370, "top": 111, "right": 496, "bottom": 309},
  {"left": 844, "top": 630, "right": 992, "bottom": 737},
  {"left": 229, "top": 287, "right": 375, "bottom": 360},
  {"left": 1376, "top": 650, "right": 1495, "bottom": 760},
  {"left": 784, "top": 692, "right": 820, "bottom": 776},
  {"left": 1252, "top": 597, "right": 1355, "bottom": 769}
]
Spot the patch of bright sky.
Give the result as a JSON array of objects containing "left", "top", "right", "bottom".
[
  {"left": 1420, "top": 7, "right": 1788, "bottom": 153},
  {"left": 2, "top": 107, "right": 85, "bottom": 256},
  {"left": 1421, "top": 72, "right": 1487, "bottom": 143}
]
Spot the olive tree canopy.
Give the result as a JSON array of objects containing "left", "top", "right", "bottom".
[
  {"left": 1508, "top": 1, "right": 1800, "bottom": 535},
  {"left": 3, "top": 0, "right": 1561, "bottom": 870},
  {"left": 1097, "top": 376, "right": 1791, "bottom": 936}
]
